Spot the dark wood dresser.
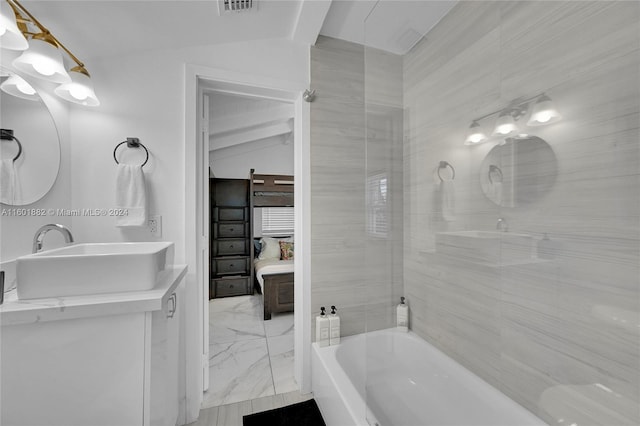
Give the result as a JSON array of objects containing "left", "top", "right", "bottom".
[{"left": 210, "top": 178, "right": 254, "bottom": 298}]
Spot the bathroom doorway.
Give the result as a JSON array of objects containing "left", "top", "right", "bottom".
[
  {"left": 185, "top": 68, "right": 311, "bottom": 414},
  {"left": 204, "top": 91, "right": 296, "bottom": 407}
]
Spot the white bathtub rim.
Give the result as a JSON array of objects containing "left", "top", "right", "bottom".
[
  {"left": 312, "top": 341, "right": 368, "bottom": 426},
  {"left": 314, "top": 328, "right": 548, "bottom": 426}
]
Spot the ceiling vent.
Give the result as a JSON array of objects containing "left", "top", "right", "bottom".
[{"left": 218, "top": 0, "right": 256, "bottom": 14}]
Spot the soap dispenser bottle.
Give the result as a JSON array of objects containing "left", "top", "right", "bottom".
[
  {"left": 329, "top": 305, "right": 341, "bottom": 346},
  {"left": 397, "top": 297, "right": 408, "bottom": 332},
  {"left": 315, "top": 307, "right": 330, "bottom": 347}
]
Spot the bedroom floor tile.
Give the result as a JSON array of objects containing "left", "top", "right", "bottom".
[
  {"left": 203, "top": 339, "right": 274, "bottom": 408},
  {"left": 264, "top": 312, "right": 294, "bottom": 337},
  {"left": 210, "top": 295, "right": 265, "bottom": 344},
  {"left": 267, "top": 333, "right": 297, "bottom": 394},
  {"left": 206, "top": 296, "right": 296, "bottom": 408}
]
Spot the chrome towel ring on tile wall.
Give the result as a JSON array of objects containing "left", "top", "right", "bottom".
[
  {"left": 437, "top": 161, "right": 455, "bottom": 181},
  {"left": 1, "top": 129, "right": 22, "bottom": 162},
  {"left": 113, "top": 137, "right": 149, "bottom": 168},
  {"left": 488, "top": 164, "right": 503, "bottom": 184}
]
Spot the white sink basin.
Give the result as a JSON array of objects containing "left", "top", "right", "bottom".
[
  {"left": 16, "top": 242, "right": 174, "bottom": 299},
  {"left": 435, "top": 231, "right": 533, "bottom": 264}
]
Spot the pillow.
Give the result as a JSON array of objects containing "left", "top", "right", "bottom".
[
  {"left": 253, "top": 239, "right": 262, "bottom": 258},
  {"left": 258, "top": 237, "right": 281, "bottom": 260},
  {"left": 279, "top": 241, "right": 294, "bottom": 260}
]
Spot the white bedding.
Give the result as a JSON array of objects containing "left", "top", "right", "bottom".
[{"left": 254, "top": 258, "right": 294, "bottom": 292}]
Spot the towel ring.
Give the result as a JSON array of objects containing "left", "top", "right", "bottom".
[
  {"left": 113, "top": 138, "right": 149, "bottom": 168},
  {"left": 1, "top": 129, "right": 22, "bottom": 162},
  {"left": 437, "top": 161, "right": 455, "bottom": 181},
  {"left": 488, "top": 165, "right": 503, "bottom": 184}
]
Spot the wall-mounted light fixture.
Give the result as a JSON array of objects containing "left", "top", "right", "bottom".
[
  {"left": 464, "top": 93, "right": 560, "bottom": 146},
  {"left": 0, "top": 0, "right": 100, "bottom": 106},
  {"left": 0, "top": 72, "right": 37, "bottom": 100}
]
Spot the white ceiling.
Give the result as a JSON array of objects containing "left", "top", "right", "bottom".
[
  {"left": 19, "top": 0, "right": 457, "bottom": 151},
  {"left": 20, "top": 0, "right": 321, "bottom": 60},
  {"left": 20, "top": 0, "right": 456, "bottom": 60},
  {"left": 320, "top": 0, "right": 456, "bottom": 55}
]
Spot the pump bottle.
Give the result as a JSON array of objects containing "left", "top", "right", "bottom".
[
  {"left": 397, "top": 297, "right": 408, "bottom": 332},
  {"left": 315, "top": 307, "right": 330, "bottom": 347},
  {"left": 329, "top": 305, "right": 341, "bottom": 345}
]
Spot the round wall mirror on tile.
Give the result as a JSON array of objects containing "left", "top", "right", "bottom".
[
  {"left": 480, "top": 136, "right": 557, "bottom": 207},
  {"left": 0, "top": 72, "right": 61, "bottom": 206}
]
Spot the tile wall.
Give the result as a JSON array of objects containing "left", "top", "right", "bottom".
[
  {"left": 402, "top": 1, "right": 639, "bottom": 424},
  {"left": 310, "top": 36, "right": 403, "bottom": 338}
]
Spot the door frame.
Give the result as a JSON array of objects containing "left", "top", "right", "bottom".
[{"left": 184, "top": 64, "right": 311, "bottom": 420}]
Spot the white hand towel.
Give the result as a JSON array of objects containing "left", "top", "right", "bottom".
[
  {"left": 489, "top": 182, "right": 503, "bottom": 206},
  {"left": 115, "top": 164, "right": 147, "bottom": 227},
  {"left": 440, "top": 180, "right": 456, "bottom": 222},
  {"left": 0, "top": 158, "right": 20, "bottom": 205}
]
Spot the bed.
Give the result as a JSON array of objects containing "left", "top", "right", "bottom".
[
  {"left": 254, "top": 258, "right": 294, "bottom": 320},
  {"left": 250, "top": 169, "right": 295, "bottom": 320}
]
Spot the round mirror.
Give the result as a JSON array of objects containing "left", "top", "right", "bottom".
[
  {"left": 0, "top": 72, "right": 60, "bottom": 206},
  {"left": 480, "top": 136, "right": 557, "bottom": 207}
]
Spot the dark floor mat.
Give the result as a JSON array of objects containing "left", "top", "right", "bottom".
[{"left": 243, "top": 399, "right": 326, "bottom": 426}]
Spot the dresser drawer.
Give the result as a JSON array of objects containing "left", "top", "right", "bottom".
[
  {"left": 213, "top": 239, "right": 248, "bottom": 256},
  {"left": 215, "top": 223, "right": 247, "bottom": 238},
  {"left": 211, "top": 277, "right": 251, "bottom": 297},
  {"left": 213, "top": 207, "right": 247, "bottom": 222},
  {"left": 213, "top": 256, "right": 250, "bottom": 275}
]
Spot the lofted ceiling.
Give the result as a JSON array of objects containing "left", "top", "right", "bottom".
[{"left": 208, "top": 92, "right": 293, "bottom": 152}]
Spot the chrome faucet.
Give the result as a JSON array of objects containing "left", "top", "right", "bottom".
[
  {"left": 32, "top": 224, "right": 74, "bottom": 253},
  {"left": 496, "top": 218, "right": 508, "bottom": 232}
]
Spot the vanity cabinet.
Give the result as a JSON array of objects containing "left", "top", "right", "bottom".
[
  {"left": 210, "top": 178, "right": 253, "bottom": 298},
  {"left": 0, "top": 268, "right": 187, "bottom": 426}
]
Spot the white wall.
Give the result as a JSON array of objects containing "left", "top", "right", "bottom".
[
  {"left": 68, "top": 38, "right": 308, "bottom": 261},
  {"left": 65, "top": 37, "right": 309, "bottom": 422}
]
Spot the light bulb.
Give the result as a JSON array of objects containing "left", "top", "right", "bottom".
[
  {"left": 534, "top": 110, "right": 552, "bottom": 123},
  {"left": 69, "top": 85, "right": 89, "bottom": 100},
  {"left": 527, "top": 94, "right": 561, "bottom": 126},
  {"left": 54, "top": 67, "right": 100, "bottom": 106},
  {"left": 16, "top": 79, "right": 35, "bottom": 95},
  {"left": 12, "top": 35, "right": 70, "bottom": 83},
  {"left": 33, "top": 59, "right": 56, "bottom": 76},
  {"left": 493, "top": 111, "right": 517, "bottom": 136},
  {"left": 0, "top": 74, "right": 38, "bottom": 101},
  {"left": 464, "top": 120, "right": 487, "bottom": 145}
]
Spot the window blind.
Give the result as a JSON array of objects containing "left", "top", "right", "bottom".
[{"left": 261, "top": 207, "right": 294, "bottom": 236}]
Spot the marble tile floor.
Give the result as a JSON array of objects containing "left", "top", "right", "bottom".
[
  {"left": 202, "top": 295, "right": 296, "bottom": 408},
  {"left": 190, "top": 390, "right": 314, "bottom": 426}
]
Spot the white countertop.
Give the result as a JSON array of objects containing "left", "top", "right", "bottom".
[{"left": 0, "top": 265, "right": 187, "bottom": 326}]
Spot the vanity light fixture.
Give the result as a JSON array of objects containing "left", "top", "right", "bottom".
[
  {"left": 0, "top": 0, "right": 100, "bottom": 106},
  {"left": 54, "top": 65, "right": 100, "bottom": 106},
  {"left": 0, "top": 73, "right": 37, "bottom": 100},
  {"left": 0, "top": 2, "right": 28, "bottom": 50},
  {"left": 464, "top": 93, "right": 560, "bottom": 146},
  {"left": 493, "top": 110, "right": 518, "bottom": 136},
  {"left": 527, "top": 94, "right": 561, "bottom": 126},
  {"left": 464, "top": 120, "right": 487, "bottom": 145}
]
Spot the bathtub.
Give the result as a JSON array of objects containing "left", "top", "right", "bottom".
[{"left": 312, "top": 328, "right": 546, "bottom": 426}]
